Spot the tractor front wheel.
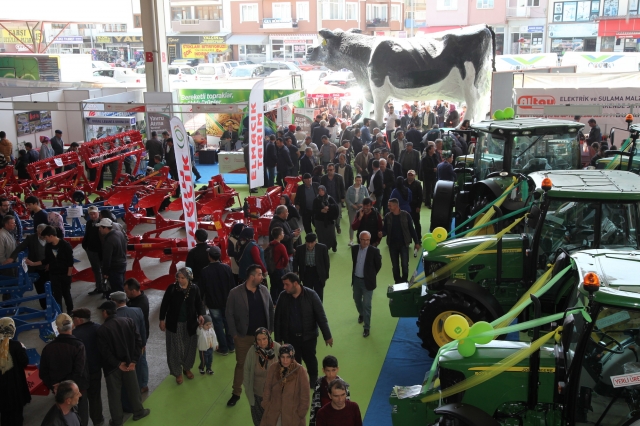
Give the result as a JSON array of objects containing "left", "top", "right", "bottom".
[{"left": 417, "top": 289, "right": 493, "bottom": 358}]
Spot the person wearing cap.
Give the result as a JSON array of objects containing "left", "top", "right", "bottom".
[
  {"left": 292, "top": 233, "right": 330, "bottom": 301},
  {"left": 71, "top": 308, "right": 104, "bottom": 426},
  {"left": 185, "top": 229, "right": 211, "bottom": 285},
  {"left": 405, "top": 170, "right": 424, "bottom": 237},
  {"left": 98, "top": 218, "right": 127, "bottom": 295},
  {"left": 225, "top": 264, "right": 275, "bottom": 407},
  {"left": 40, "top": 313, "right": 90, "bottom": 425},
  {"left": 369, "top": 133, "right": 387, "bottom": 154},
  {"left": 96, "top": 300, "right": 150, "bottom": 424},
  {"left": 199, "top": 245, "right": 236, "bottom": 355},
  {"left": 399, "top": 141, "right": 421, "bottom": 176},
  {"left": 146, "top": 131, "right": 163, "bottom": 169},
  {"left": 0, "top": 317, "right": 31, "bottom": 425},
  {"left": 83, "top": 206, "right": 103, "bottom": 296},
  {"left": 111, "top": 291, "right": 148, "bottom": 397},
  {"left": 436, "top": 151, "right": 456, "bottom": 182},
  {"left": 313, "top": 185, "right": 339, "bottom": 252},
  {"left": 294, "top": 173, "right": 319, "bottom": 234},
  {"left": 26, "top": 225, "right": 74, "bottom": 312},
  {"left": 237, "top": 227, "right": 267, "bottom": 282},
  {"left": 51, "top": 129, "right": 64, "bottom": 156},
  {"left": 284, "top": 124, "right": 298, "bottom": 146}
]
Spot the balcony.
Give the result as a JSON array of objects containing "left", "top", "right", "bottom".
[
  {"left": 171, "top": 19, "right": 221, "bottom": 33},
  {"left": 260, "top": 18, "right": 299, "bottom": 31},
  {"left": 366, "top": 18, "right": 389, "bottom": 28},
  {"left": 507, "top": 6, "right": 545, "bottom": 19}
]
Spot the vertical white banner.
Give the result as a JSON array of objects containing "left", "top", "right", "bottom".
[
  {"left": 279, "top": 104, "right": 293, "bottom": 127},
  {"left": 249, "top": 79, "right": 265, "bottom": 189},
  {"left": 170, "top": 117, "right": 198, "bottom": 248}
]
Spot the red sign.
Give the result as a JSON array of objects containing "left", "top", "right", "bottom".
[
  {"left": 517, "top": 95, "right": 556, "bottom": 109},
  {"left": 145, "top": 52, "right": 153, "bottom": 62}
]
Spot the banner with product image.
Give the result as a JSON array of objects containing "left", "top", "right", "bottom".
[
  {"left": 170, "top": 117, "right": 198, "bottom": 248},
  {"left": 249, "top": 80, "right": 265, "bottom": 189}
]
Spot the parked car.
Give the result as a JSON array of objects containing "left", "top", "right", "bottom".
[
  {"left": 288, "top": 59, "right": 317, "bottom": 71},
  {"left": 169, "top": 65, "right": 197, "bottom": 82},
  {"left": 92, "top": 68, "right": 143, "bottom": 84},
  {"left": 229, "top": 65, "right": 266, "bottom": 78},
  {"left": 172, "top": 58, "right": 200, "bottom": 67},
  {"left": 261, "top": 61, "right": 302, "bottom": 76},
  {"left": 92, "top": 61, "right": 111, "bottom": 70},
  {"left": 196, "top": 63, "right": 228, "bottom": 82},
  {"left": 322, "top": 71, "right": 356, "bottom": 88}
]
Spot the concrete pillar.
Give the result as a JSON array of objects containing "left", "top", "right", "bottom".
[{"left": 140, "top": 0, "right": 170, "bottom": 92}]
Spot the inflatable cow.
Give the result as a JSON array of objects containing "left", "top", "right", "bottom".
[{"left": 307, "top": 25, "right": 495, "bottom": 124}]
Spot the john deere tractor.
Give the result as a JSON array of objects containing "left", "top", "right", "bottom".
[
  {"left": 388, "top": 169, "right": 640, "bottom": 357},
  {"left": 430, "top": 118, "right": 584, "bottom": 233},
  {"left": 390, "top": 248, "right": 640, "bottom": 426}
]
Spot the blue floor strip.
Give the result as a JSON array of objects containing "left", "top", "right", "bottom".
[{"left": 365, "top": 317, "right": 433, "bottom": 426}]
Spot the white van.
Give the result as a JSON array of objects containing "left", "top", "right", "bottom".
[
  {"left": 196, "top": 63, "right": 228, "bottom": 82},
  {"left": 92, "top": 68, "right": 143, "bottom": 84}
]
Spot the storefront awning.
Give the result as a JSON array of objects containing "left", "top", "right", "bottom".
[
  {"left": 226, "top": 35, "right": 269, "bottom": 45},
  {"left": 598, "top": 18, "right": 640, "bottom": 37}
]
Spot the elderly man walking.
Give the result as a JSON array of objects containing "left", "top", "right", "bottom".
[
  {"left": 83, "top": 206, "right": 103, "bottom": 296},
  {"left": 350, "top": 231, "right": 382, "bottom": 337},
  {"left": 225, "top": 264, "right": 274, "bottom": 407}
]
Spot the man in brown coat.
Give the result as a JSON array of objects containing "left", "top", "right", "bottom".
[{"left": 0, "top": 132, "right": 12, "bottom": 161}]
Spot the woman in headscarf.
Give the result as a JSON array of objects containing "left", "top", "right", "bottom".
[
  {"left": 280, "top": 195, "right": 302, "bottom": 247},
  {"left": 260, "top": 344, "right": 310, "bottom": 426},
  {"left": 445, "top": 104, "right": 460, "bottom": 128},
  {"left": 244, "top": 327, "right": 282, "bottom": 426},
  {"left": 0, "top": 317, "right": 31, "bottom": 425},
  {"left": 313, "top": 185, "right": 338, "bottom": 252},
  {"left": 390, "top": 176, "right": 412, "bottom": 213},
  {"left": 159, "top": 267, "right": 205, "bottom": 384},
  {"left": 47, "top": 211, "right": 65, "bottom": 238}
]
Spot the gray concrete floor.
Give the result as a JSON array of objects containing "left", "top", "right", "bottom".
[{"left": 22, "top": 211, "right": 187, "bottom": 426}]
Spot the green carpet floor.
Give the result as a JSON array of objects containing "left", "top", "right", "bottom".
[{"left": 127, "top": 184, "right": 432, "bottom": 425}]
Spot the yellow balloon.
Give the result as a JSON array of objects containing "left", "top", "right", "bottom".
[
  {"left": 444, "top": 315, "right": 470, "bottom": 340},
  {"left": 432, "top": 227, "right": 448, "bottom": 243}
]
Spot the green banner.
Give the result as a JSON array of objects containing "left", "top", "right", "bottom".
[{"left": 177, "top": 89, "right": 301, "bottom": 104}]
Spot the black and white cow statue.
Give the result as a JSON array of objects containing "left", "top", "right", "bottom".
[{"left": 307, "top": 25, "right": 495, "bottom": 124}]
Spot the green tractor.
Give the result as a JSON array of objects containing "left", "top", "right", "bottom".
[
  {"left": 430, "top": 118, "right": 584, "bottom": 233},
  {"left": 595, "top": 124, "right": 640, "bottom": 172},
  {"left": 388, "top": 169, "right": 640, "bottom": 356},
  {"left": 390, "top": 249, "right": 640, "bottom": 426}
]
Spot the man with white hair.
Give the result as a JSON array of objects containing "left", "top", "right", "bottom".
[
  {"left": 40, "top": 313, "right": 90, "bottom": 425},
  {"left": 350, "top": 231, "right": 382, "bottom": 338}
]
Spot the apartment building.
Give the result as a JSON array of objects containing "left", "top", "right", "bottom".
[{"left": 227, "top": 0, "right": 404, "bottom": 62}]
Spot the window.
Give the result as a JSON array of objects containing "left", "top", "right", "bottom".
[
  {"left": 367, "top": 4, "right": 388, "bottom": 22},
  {"left": 477, "top": 0, "right": 494, "bottom": 8},
  {"left": 437, "top": 0, "right": 457, "bottom": 10},
  {"left": 391, "top": 4, "right": 401, "bottom": 21},
  {"left": 52, "top": 24, "right": 67, "bottom": 29},
  {"left": 511, "top": 32, "right": 543, "bottom": 54},
  {"left": 171, "top": 7, "right": 191, "bottom": 20},
  {"left": 346, "top": 2, "right": 358, "bottom": 20},
  {"left": 631, "top": 0, "right": 639, "bottom": 14},
  {"left": 323, "top": 0, "right": 345, "bottom": 20},
  {"left": 553, "top": 1, "right": 599, "bottom": 22},
  {"left": 102, "top": 23, "right": 127, "bottom": 32},
  {"left": 133, "top": 14, "right": 142, "bottom": 28},
  {"left": 528, "top": 0, "right": 540, "bottom": 5},
  {"left": 241, "top": 4, "right": 259, "bottom": 22},
  {"left": 272, "top": 3, "right": 292, "bottom": 19},
  {"left": 78, "top": 24, "right": 95, "bottom": 29},
  {"left": 196, "top": 6, "right": 222, "bottom": 20},
  {"left": 603, "top": 0, "right": 618, "bottom": 15},
  {"left": 296, "top": 2, "right": 310, "bottom": 21}
]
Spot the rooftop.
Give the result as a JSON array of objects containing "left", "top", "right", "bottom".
[{"left": 529, "top": 170, "right": 640, "bottom": 200}]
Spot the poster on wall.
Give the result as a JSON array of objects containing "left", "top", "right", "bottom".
[
  {"left": 147, "top": 112, "right": 171, "bottom": 135},
  {"left": 15, "top": 111, "right": 52, "bottom": 137},
  {"left": 293, "top": 108, "right": 315, "bottom": 133}
]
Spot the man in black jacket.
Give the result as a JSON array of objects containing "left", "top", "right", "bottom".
[
  {"left": 320, "top": 163, "right": 346, "bottom": 234},
  {"left": 292, "top": 233, "right": 330, "bottom": 301},
  {"left": 295, "top": 174, "right": 319, "bottom": 234},
  {"left": 368, "top": 160, "right": 384, "bottom": 210},
  {"left": 7, "top": 223, "right": 47, "bottom": 308},
  {"left": 300, "top": 147, "right": 317, "bottom": 177},
  {"left": 275, "top": 137, "right": 293, "bottom": 187},
  {"left": 383, "top": 199, "right": 421, "bottom": 284},
  {"left": 199, "top": 246, "right": 236, "bottom": 355},
  {"left": 40, "top": 313, "right": 90, "bottom": 425},
  {"left": 350, "top": 231, "right": 382, "bottom": 337},
  {"left": 185, "top": 229, "right": 211, "bottom": 284},
  {"left": 264, "top": 136, "right": 278, "bottom": 187},
  {"left": 71, "top": 308, "right": 104, "bottom": 426},
  {"left": 98, "top": 218, "right": 127, "bottom": 295},
  {"left": 421, "top": 144, "right": 438, "bottom": 208},
  {"left": 164, "top": 137, "right": 178, "bottom": 181},
  {"left": 586, "top": 118, "right": 602, "bottom": 144},
  {"left": 146, "top": 131, "right": 163, "bottom": 168},
  {"left": 285, "top": 136, "right": 299, "bottom": 177},
  {"left": 274, "top": 272, "right": 332, "bottom": 386},
  {"left": 269, "top": 205, "right": 300, "bottom": 255},
  {"left": 405, "top": 170, "right": 424, "bottom": 237},
  {"left": 97, "top": 300, "right": 150, "bottom": 425},
  {"left": 83, "top": 206, "right": 103, "bottom": 295},
  {"left": 40, "top": 380, "right": 82, "bottom": 426},
  {"left": 379, "top": 159, "right": 396, "bottom": 214}
]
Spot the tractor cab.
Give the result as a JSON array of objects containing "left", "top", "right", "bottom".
[{"left": 390, "top": 251, "right": 640, "bottom": 425}]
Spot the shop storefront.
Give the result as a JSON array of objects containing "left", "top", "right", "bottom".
[
  {"left": 0, "top": 28, "right": 42, "bottom": 53},
  {"left": 269, "top": 35, "right": 317, "bottom": 60},
  {"left": 166, "top": 34, "right": 230, "bottom": 64},
  {"left": 226, "top": 35, "right": 269, "bottom": 63},
  {"left": 508, "top": 25, "right": 545, "bottom": 54},
  {"left": 548, "top": 23, "right": 598, "bottom": 55},
  {"left": 93, "top": 34, "right": 144, "bottom": 63},
  {"left": 598, "top": 17, "right": 640, "bottom": 52}
]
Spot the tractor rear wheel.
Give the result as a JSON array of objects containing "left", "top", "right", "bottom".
[
  {"left": 430, "top": 181, "right": 455, "bottom": 232},
  {"left": 417, "top": 289, "right": 494, "bottom": 358}
]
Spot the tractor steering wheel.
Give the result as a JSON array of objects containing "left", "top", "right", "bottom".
[{"left": 592, "top": 331, "right": 626, "bottom": 354}]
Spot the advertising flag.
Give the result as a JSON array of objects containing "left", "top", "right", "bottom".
[
  {"left": 170, "top": 116, "right": 198, "bottom": 248},
  {"left": 249, "top": 79, "right": 265, "bottom": 189}
]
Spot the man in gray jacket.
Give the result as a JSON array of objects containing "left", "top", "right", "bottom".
[
  {"left": 98, "top": 218, "right": 127, "bottom": 294},
  {"left": 225, "top": 264, "right": 274, "bottom": 407}
]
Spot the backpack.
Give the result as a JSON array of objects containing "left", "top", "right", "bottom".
[{"left": 264, "top": 244, "right": 277, "bottom": 274}]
